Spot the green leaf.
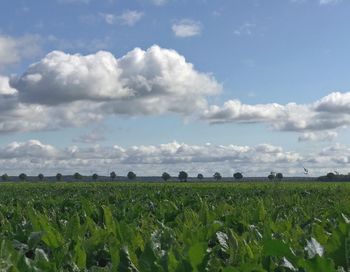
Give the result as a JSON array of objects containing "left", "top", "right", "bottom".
[
  {"left": 263, "top": 239, "right": 295, "bottom": 260},
  {"left": 74, "top": 240, "right": 86, "bottom": 270},
  {"left": 188, "top": 243, "right": 207, "bottom": 271},
  {"left": 102, "top": 205, "right": 116, "bottom": 235},
  {"left": 118, "top": 246, "right": 139, "bottom": 272},
  {"left": 299, "top": 255, "right": 336, "bottom": 272}
]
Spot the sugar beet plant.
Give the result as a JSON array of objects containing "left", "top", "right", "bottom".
[{"left": 0, "top": 182, "right": 350, "bottom": 271}]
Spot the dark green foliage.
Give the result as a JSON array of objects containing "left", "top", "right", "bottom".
[
  {"left": 276, "top": 173, "right": 283, "bottom": 180},
  {"left": 327, "top": 172, "right": 336, "bottom": 180},
  {"left": 92, "top": 173, "right": 98, "bottom": 180},
  {"left": 19, "top": 173, "right": 27, "bottom": 181},
  {"left": 233, "top": 172, "right": 243, "bottom": 180},
  {"left": 38, "top": 173, "right": 44, "bottom": 181},
  {"left": 110, "top": 171, "right": 117, "bottom": 180},
  {"left": 56, "top": 173, "right": 62, "bottom": 181},
  {"left": 127, "top": 171, "right": 136, "bottom": 180},
  {"left": 213, "top": 172, "right": 222, "bottom": 181},
  {"left": 161, "top": 172, "right": 171, "bottom": 181},
  {"left": 178, "top": 171, "right": 188, "bottom": 182},
  {"left": 197, "top": 173, "right": 204, "bottom": 180},
  {"left": 0, "top": 182, "right": 349, "bottom": 271},
  {"left": 268, "top": 174, "right": 275, "bottom": 181},
  {"left": 74, "top": 172, "right": 82, "bottom": 180}
]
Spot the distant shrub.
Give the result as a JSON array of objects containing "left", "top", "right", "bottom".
[
  {"left": 19, "top": 173, "right": 27, "bottom": 181},
  {"left": 233, "top": 172, "right": 243, "bottom": 180},
  {"left": 178, "top": 171, "right": 188, "bottom": 182},
  {"left": 161, "top": 172, "right": 171, "bottom": 181},
  {"left": 213, "top": 172, "right": 222, "bottom": 181},
  {"left": 56, "top": 173, "right": 62, "bottom": 181},
  {"left": 127, "top": 171, "right": 136, "bottom": 180},
  {"left": 74, "top": 172, "right": 82, "bottom": 180}
]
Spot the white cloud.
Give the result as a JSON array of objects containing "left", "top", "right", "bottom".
[
  {"left": 101, "top": 10, "right": 144, "bottom": 26},
  {"left": 201, "top": 92, "right": 350, "bottom": 132},
  {"left": 298, "top": 131, "right": 338, "bottom": 142},
  {"left": 172, "top": 19, "right": 202, "bottom": 38},
  {"left": 14, "top": 50, "right": 128, "bottom": 104},
  {"left": 3, "top": 45, "right": 221, "bottom": 133},
  {"left": 0, "top": 76, "right": 17, "bottom": 95},
  {"left": 0, "top": 34, "right": 41, "bottom": 69},
  {"left": 0, "top": 140, "right": 59, "bottom": 159}
]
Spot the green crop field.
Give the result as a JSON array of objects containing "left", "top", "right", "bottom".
[{"left": 0, "top": 182, "right": 350, "bottom": 271}]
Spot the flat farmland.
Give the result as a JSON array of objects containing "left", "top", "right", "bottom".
[{"left": 0, "top": 182, "right": 349, "bottom": 271}]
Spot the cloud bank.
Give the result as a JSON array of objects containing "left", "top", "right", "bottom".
[{"left": 0, "top": 139, "right": 347, "bottom": 177}]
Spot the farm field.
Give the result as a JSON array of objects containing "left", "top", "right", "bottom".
[{"left": 0, "top": 182, "right": 350, "bottom": 272}]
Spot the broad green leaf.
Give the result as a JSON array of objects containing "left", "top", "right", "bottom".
[{"left": 188, "top": 243, "right": 207, "bottom": 271}]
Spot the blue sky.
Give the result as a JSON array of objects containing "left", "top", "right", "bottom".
[{"left": 0, "top": 0, "right": 350, "bottom": 177}]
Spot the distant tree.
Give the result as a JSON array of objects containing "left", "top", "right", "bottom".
[
  {"left": 197, "top": 173, "right": 204, "bottom": 180},
  {"left": 127, "top": 171, "right": 136, "bottom": 180},
  {"left": 178, "top": 171, "right": 188, "bottom": 182},
  {"left": 1, "top": 173, "right": 9, "bottom": 181},
  {"left": 74, "top": 172, "right": 82, "bottom": 180},
  {"left": 38, "top": 173, "right": 44, "bottom": 181},
  {"left": 233, "top": 172, "right": 243, "bottom": 180},
  {"left": 56, "top": 173, "right": 62, "bottom": 181},
  {"left": 92, "top": 173, "right": 99, "bottom": 181},
  {"left": 213, "top": 172, "right": 222, "bottom": 181},
  {"left": 161, "top": 172, "right": 171, "bottom": 181},
  {"left": 276, "top": 173, "right": 283, "bottom": 181},
  {"left": 326, "top": 172, "right": 335, "bottom": 180},
  {"left": 110, "top": 171, "right": 117, "bottom": 180},
  {"left": 19, "top": 173, "right": 27, "bottom": 181},
  {"left": 268, "top": 174, "right": 275, "bottom": 181}
]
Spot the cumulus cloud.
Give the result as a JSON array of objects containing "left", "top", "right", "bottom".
[
  {"left": 0, "top": 140, "right": 59, "bottom": 159},
  {"left": 172, "top": 19, "right": 202, "bottom": 38},
  {"left": 0, "top": 34, "right": 41, "bottom": 69},
  {"left": 0, "top": 76, "right": 17, "bottom": 95},
  {"left": 202, "top": 92, "right": 350, "bottom": 132},
  {"left": 14, "top": 50, "right": 128, "bottom": 104},
  {"left": 314, "top": 92, "right": 350, "bottom": 113},
  {"left": 101, "top": 10, "right": 144, "bottom": 26},
  {"left": 6, "top": 45, "right": 221, "bottom": 133}
]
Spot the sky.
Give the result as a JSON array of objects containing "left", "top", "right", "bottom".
[{"left": 0, "top": 0, "right": 350, "bottom": 177}]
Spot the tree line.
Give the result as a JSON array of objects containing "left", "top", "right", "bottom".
[{"left": 0, "top": 171, "right": 285, "bottom": 182}]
